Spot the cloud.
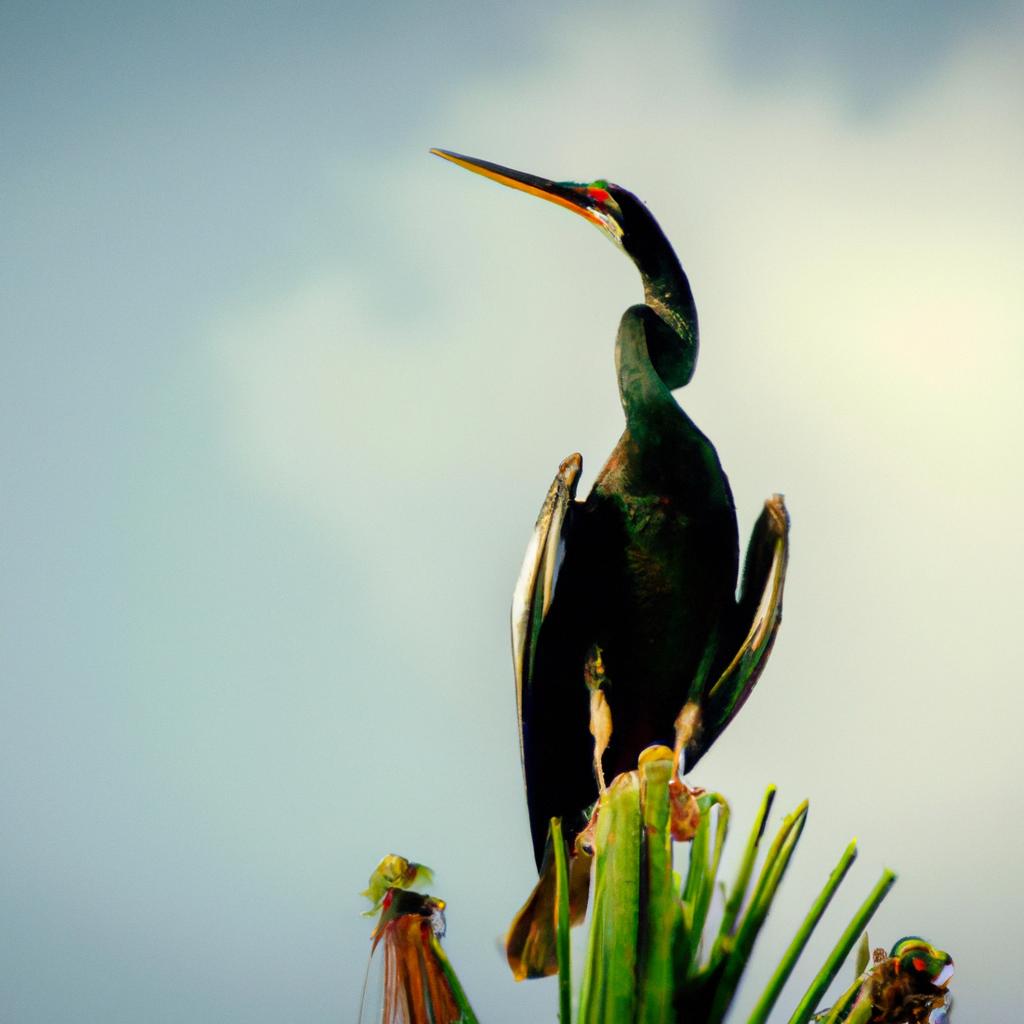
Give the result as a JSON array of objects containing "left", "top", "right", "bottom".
[{"left": 212, "top": 8, "right": 1022, "bottom": 1017}]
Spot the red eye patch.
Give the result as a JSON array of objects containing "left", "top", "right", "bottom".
[
  {"left": 912, "top": 956, "right": 926, "bottom": 972},
  {"left": 587, "top": 187, "right": 611, "bottom": 204}
]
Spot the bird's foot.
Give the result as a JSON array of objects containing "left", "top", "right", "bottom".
[
  {"left": 672, "top": 702, "right": 701, "bottom": 776},
  {"left": 585, "top": 646, "right": 612, "bottom": 794}
]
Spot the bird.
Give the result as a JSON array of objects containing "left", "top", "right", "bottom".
[{"left": 431, "top": 148, "right": 789, "bottom": 878}]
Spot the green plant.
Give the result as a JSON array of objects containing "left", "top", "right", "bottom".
[{"left": 360, "top": 747, "right": 954, "bottom": 1022}]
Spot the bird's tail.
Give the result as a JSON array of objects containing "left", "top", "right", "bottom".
[{"left": 505, "top": 831, "right": 592, "bottom": 980}]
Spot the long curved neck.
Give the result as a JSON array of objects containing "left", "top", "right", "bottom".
[
  {"left": 612, "top": 304, "right": 729, "bottom": 504},
  {"left": 612, "top": 241, "right": 698, "bottom": 427},
  {"left": 634, "top": 237, "right": 699, "bottom": 391},
  {"left": 613, "top": 188, "right": 699, "bottom": 390},
  {"left": 642, "top": 270, "right": 698, "bottom": 388},
  {"left": 615, "top": 304, "right": 681, "bottom": 425}
]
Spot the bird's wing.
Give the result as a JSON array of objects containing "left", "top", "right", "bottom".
[
  {"left": 685, "top": 494, "right": 789, "bottom": 770},
  {"left": 511, "top": 453, "right": 582, "bottom": 771}
]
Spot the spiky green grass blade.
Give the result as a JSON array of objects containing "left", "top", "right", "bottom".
[
  {"left": 747, "top": 839, "right": 858, "bottom": 1024},
  {"left": 715, "top": 785, "right": 776, "bottom": 954},
  {"left": 637, "top": 752, "right": 678, "bottom": 1024},
  {"left": 430, "top": 934, "right": 481, "bottom": 1024},
  {"left": 706, "top": 800, "right": 809, "bottom": 1024},
  {"left": 842, "top": 998, "right": 873, "bottom": 1024},
  {"left": 579, "top": 773, "right": 642, "bottom": 1023},
  {"left": 819, "top": 983, "right": 859, "bottom": 1024},
  {"left": 551, "top": 817, "right": 573, "bottom": 1024},
  {"left": 698, "top": 796, "right": 730, "bottom": 954},
  {"left": 787, "top": 870, "right": 897, "bottom": 1024},
  {"left": 812, "top": 933, "right": 872, "bottom": 1023},
  {"left": 678, "top": 792, "right": 729, "bottom": 977}
]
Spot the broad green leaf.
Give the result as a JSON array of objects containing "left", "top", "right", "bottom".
[{"left": 579, "top": 772, "right": 641, "bottom": 1023}]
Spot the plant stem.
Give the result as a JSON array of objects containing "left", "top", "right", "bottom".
[
  {"left": 786, "top": 869, "right": 897, "bottom": 1024},
  {"left": 430, "top": 935, "right": 480, "bottom": 1024},
  {"left": 551, "top": 818, "right": 572, "bottom": 1024},
  {"left": 579, "top": 773, "right": 641, "bottom": 1023},
  {"left": 746, "top": 839, "right": 858, "bottom": 1024},
  {"left": 707, "top": 801, "right": 808, "bottom": 1024},
  {"left": 716, "top": 785, "right": 776, "bottom": 951},
  {"left": 637, "top": 752, "right": 677, "bottom": 1024}
]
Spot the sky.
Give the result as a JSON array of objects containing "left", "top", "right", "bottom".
[{"left": 2, "top": 2, "right": 1022, "bottom": 1021}]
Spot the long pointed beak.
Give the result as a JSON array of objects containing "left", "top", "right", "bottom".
[{"left": 430, "top": 148, "right": 609, "bottom": 231}]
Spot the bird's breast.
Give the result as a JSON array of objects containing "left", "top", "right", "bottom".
[{"left": 564, "top": 489, "right": 737, "bottom": 769}]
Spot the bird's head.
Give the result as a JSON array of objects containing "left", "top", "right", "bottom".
[
  {"left": 431, "top": 149, "right": 698, "bottom": 387},
  {"left": 430, "top": 149, "right": 665, "bottom": 263}
]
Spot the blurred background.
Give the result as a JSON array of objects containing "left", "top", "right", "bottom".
[{"left": 2, "top": 2, "right": 1021, "bottom": 1020}]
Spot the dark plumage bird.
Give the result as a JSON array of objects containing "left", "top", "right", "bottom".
[{"left": 432, "top": 149, "right": 789, "bottom": 872}]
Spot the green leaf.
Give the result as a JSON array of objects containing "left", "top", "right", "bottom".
[
  {"left": 551, "top": 818, "right": 573, "bottom": 1024},
  {"left": 679, "top": 793, "right": 729, "bottom": 976},
  {"left": 746, "top": 839, "right": 858, "bottom": 1024},
  {"left": 787, "top": 870, "right": 897, "bottom": 1024},
  {"left": 430, "top": 934, "right": 481, "bottom": 1024},
  {"left": 714, "top": 785, "right": 776, "bottom": 957},
  {"left": 579, "top": 773, "right": 642, "bottom": 1023},
  {"left": 636, "top": 752, "right": 679, "bottom": 1024},
  {"left": 706, "top": 800, "right": 808, "bottom": 1024}
]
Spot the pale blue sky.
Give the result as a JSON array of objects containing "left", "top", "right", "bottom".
[{"left": 2, "top": 3, "right": 1022, "bottom": 1021}]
